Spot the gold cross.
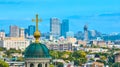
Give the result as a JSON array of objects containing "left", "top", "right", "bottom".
[{"left": 32, "top": 14, "right": 42, "bottom": 31}]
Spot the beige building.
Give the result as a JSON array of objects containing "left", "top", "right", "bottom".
[
  {"left": 78, "top": 40, "right": 87, "bottom": 46},
  {"left": 115, "top": 53, "right": 120, "bottom": 62},
  {"left": 93, "top": 40, "right": 106, "bottom": 47},
  {"left": 19, "top": 28, "right": 25, "bottom": 38},
  {"left": 0, "top": 37, "right": 30, "bottom": 50},
  {"left": 92, "top": 62, "right": 104, "bottom": 67},
  {"left": 67, "top": 37, "right": 77, "bottom": 44}
]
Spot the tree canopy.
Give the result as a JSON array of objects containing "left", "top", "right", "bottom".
[{"left": 0, "top": 60, "right": 9, "bottom": 67}]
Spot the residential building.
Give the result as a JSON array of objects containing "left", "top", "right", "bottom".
[
  {"left": 10, "top": 25, "right": 19, "bottom": 37},
  {"left": 115, "top": 53, "right": 120, "bottom": 62}
]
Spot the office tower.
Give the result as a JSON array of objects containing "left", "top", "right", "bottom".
[
  {"left": 61, "top": 19, "right": 69, "bottom": 38},
  {"left": 84, "top": 25, "right": 88, "bottom": 41},
  {"left": 24, "top": 29, "right": 28, "bottom": 37},
  {"left": 10, "top": 25, "right": 19, "bottom": 37},
  {"left": 19, "top": 28, "right": 25, "bottom": 37},
  {"left": 50, "top": 18, "right": 61, "bottom": 38},
  {"left": 28, "top": 25, "right": 35, "bottom": 36}
]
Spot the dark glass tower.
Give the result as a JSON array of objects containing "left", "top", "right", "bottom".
[
  {"left": 61, "top": 19, "right": 69, "bottom": 38},
  {"left": 84, "top": 25, "right": 88, "bottom": 41},
  {"left": 28, "top": 25, "right": 35, "bottom": 36}
]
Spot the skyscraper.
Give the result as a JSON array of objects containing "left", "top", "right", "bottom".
[
  {"left": 50, "top": 18, "right": 61, "bottom": 38},
  {"left": 61, "top": 19, "right": 69, "bottom": 38},
  {"left": 28, "top": 25, "right": 35, "bottom": 36},
  {"left": 10, "top": 25, "right": 19, "bottom": 37},
  {"left": 24, "top": 28, "right": 28, "bottom": 37},
  {"left": 19, "top": 28, "right": 25, "bottom": 38},
  {"left": 84, "top": 25, "right": 88, "bottom": 41}
]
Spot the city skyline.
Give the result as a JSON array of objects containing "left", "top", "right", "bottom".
[{"left": 0, "top": 0, "right": 120, "bottom": 34}]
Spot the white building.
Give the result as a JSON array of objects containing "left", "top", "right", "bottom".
[
  {"left": 19, "top": 28, "right": 25, "bottom": 38},
  {"left": 0, "top": 30, "right": 5, "bottom": 39},
  {"left": 0, "top": 37, "right": 30, "bottom": 50},
  {"left": 50, "top": 18, "right": 61, "bottom": 38}
]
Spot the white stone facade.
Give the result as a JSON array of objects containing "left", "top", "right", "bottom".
[
  {"left": 0, "top": 37, "right": 30, "bottom": 50},
  {"left": 25, "top": 58, "right": 51, "bottom": 67}
]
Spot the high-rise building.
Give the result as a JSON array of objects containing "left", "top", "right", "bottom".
[
  {"left": 19, "top": 28, "right": 25, "bottom": 38},
  {"left": 84, "top": 25, "right": 88, "bottom": 41},
  {"left": 24, "top": 29, "right": 28, "bottom": 37},
  {"left": 50, "top": 18, "right": 61, "bottom": 38},
  {"left": 61, "top": 19, "right": 69, "bottom": 38},
  {"left": 10, "top": 25, "right": 19, "bottom": 37},
  {"left": 28, "top": 25, "right": 35, "bottom": 36},
  {"left": 0, "top": 29, "right": 5, "bottom": 39}
]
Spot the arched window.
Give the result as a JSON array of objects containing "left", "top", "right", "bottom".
[
  {"left": 45, "top": 63, "right": 47, "bottom": 67},
  {"left": 30, "top": 63, "right": 34, "bottom": 67},
  {"left": 38, "top": 63, "right": 42, "bottom": 67}
]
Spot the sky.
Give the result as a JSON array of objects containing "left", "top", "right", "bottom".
[{"left": 0, "top": 0, "right": 120, "bottom": 34}]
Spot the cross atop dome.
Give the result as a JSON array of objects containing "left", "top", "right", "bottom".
[{"left": 32, "top": 14, "right": 42, "bottom": 43}]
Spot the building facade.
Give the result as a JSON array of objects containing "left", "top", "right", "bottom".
[
  {"left": 61, "top": 19, "right": 69, "bottom": 38},
  {"left": 115, "top": 53, "right": 120, "bottom": 62},
  {"left": 48, "top": 43, "right": 72, "bottom": 51},
  {"left": 19, "top": 28, "right": 25, "bottom": 38},
  {"left": 0, "top": 30, "right": 5, "bottom": 39},
  {"left": 0, "top": 37, "right": 30, "bottom": 50},
  {"left": 28, "top": 25, "right": 35, "bottom": 36},
  {"left": 84, "top": 25, "right": 88, "bottom": 41},
  {"left": 10, "top": 25, "right": 19, "bottom": 37},
  {"left": 50, "top": 18, "right": 61, "bottom": 38}
]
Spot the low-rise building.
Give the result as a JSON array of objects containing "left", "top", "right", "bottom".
[
  {"left": 85, "top": 48, "right": 108, "bottom": 53},
  {"left": 115, "top": 53, "right": 120, "bottom": 62},
  {"left": 0, "top": 37, "right": 30, "bottom": 50},
  {"left": 48, "top": 43, "right": 72, "bottom": 51}
]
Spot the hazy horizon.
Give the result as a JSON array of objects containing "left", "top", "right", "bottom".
[{"left": 0, "top": 0, "right": 120, "bottom": 34}]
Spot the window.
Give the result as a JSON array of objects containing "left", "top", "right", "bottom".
[
  {"left": 30, "top": 63, "right": 34, "bottom": 67},
  {"left": 38, "top": 63, "right": 42, "bottom": 67}
]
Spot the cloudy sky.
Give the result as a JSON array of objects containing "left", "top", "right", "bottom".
[{"left": 0, "top": 0, "right": 120, "bottom": 34}]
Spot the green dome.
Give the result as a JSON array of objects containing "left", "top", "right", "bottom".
[{"left": 24, "top": 43, "right": 51, "bottom": 58}]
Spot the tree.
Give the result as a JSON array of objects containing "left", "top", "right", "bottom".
[
  {"left": 0, "top": 60, "right": 9, "bottom": 67},
  {"left": 50, "top": 64, "right": 54, "bottom": 67},
  {"left": 72, "top": 50, "right": 87, "bottom": 66},
  {"left": 0, "top": 47, "right": 6, "bottom": 51},
  {"left": 112, "top": 62, "right": 120, "bottom": 67},
  {"left": 49, "top": 50, "right": 59, "bottom": 59},
  {"left": 17, "top": 57, "right": 24, "bottom": 61}
]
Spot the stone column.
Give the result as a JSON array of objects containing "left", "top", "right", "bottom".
[
  {"left": 27, "top": 62, "right": 30, "bottom": 67},
  {"left": 47, "top": 63, "right": 49, "bottom": 67},
  {"left": 34, "top": 63, "right": 38, "bottom": 67},
  {"left": 42, "top": 63, "right": 45, "bottom": 67}
]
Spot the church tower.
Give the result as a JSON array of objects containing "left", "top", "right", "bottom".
[{"left": 24, "top": 14, "right": 51, "bottom": 67}]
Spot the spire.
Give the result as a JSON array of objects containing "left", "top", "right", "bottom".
[{"left": 32, "top": 14, "right": 42, "bottom": 43}]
